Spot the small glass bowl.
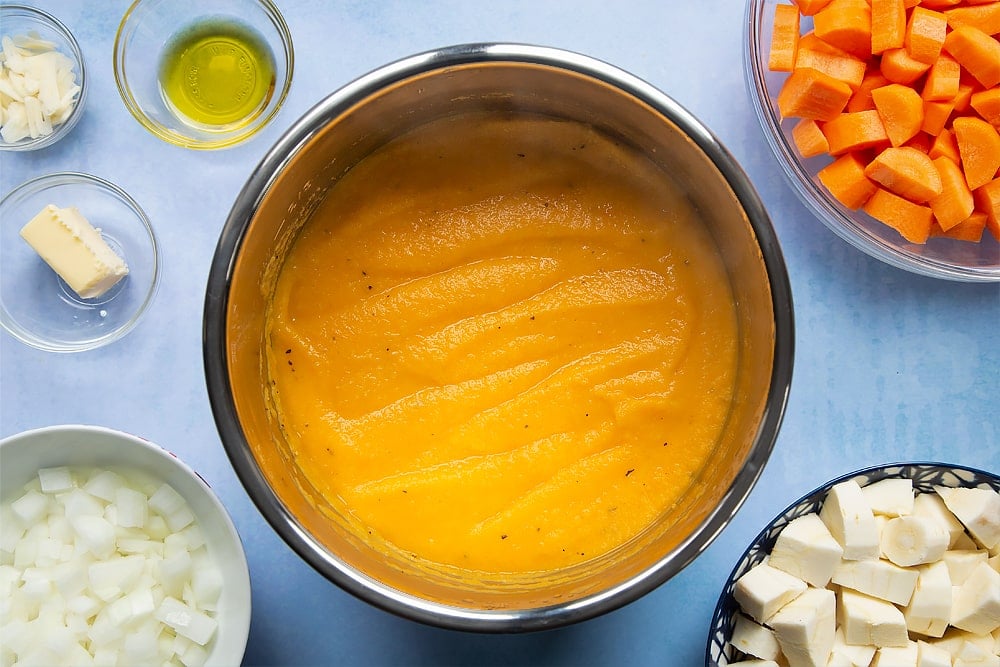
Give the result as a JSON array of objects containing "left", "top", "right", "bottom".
[
  {"left": 745, "top": 0, "right": 1000, "bottom": 282},
  {"left": 0, "top": 172, "right": 160, "bottom": 353},
  {"left": 0, "top": 5, "right": 88, "bottom": 152},
  {"left": 705, "top": 462, "right": 1000, "bottom": 666},
  {"left": 113, "top": 0, "right": 294, "bottom": 150}
]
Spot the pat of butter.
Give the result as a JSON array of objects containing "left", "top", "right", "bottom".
[{"left": 20, "top": 204, "right": 129, "bottom": 299}]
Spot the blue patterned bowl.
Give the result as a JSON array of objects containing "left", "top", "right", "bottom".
[{"left": 706, "top": 462, "right": 1000, "bottom": 666}]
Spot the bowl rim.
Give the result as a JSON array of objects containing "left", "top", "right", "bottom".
[
  {"left": 0, "top": 170, "right": 161, "bottom": 353},
  {"left": 203, "top": 41, "right": 795, "bottom": 632},
  {"left": 0, "top": 423, "right": 252, "bottom": 666},
  {"left": 112, "top": 0, "right": 295, "bottom": 150},
  {"left": 704, "top": 460, "right": 1000, "bottom": 666},
  {"left": 0, "top": 3, "right": 88, "bottom": 152},
  {"left": 743, "top": 0, "right": 1000, "bottom": 283}
]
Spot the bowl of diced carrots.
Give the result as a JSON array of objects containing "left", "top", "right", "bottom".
[{"left": 746, "top": 0, "right": 1000, "bottom": 282}]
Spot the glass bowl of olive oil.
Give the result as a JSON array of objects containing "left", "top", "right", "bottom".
[{"left": 113, "top": 0, "right": 293, "bottom": 150}]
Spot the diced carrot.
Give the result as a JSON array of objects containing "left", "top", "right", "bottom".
[
  {"left": 863, "top": 187, "right": 935, "bottom": 242},
  {"left": 929, "top": 155, "right": 976, "bottom": 229},
  {"left": 952, "top": 81, "right": 978, "bottom": 113},
  {"left": 880, "top": 48, "right": 932, "bottom": 84},
  {"left": 871, "top": 83, "right": 924, "bottom": 146},
  {"left": 792, "top": 118, "right": 831, "bottom": 157},
  {"left": 944, "top": 2, "right": 1000, "bottom": 36},
  {"left": 943, "top": 25, "right": 1000, "bottom": 88},
  {"left": 921, "top": 53, "right": 961, "bottom": 101},
  {"left": 970, "top": 88, "right": 1000, "bottom": 126},
  {"left": 905, "top": 132, "right": 934, "bottom": 154},
  {"left": 929, "top": 212, "right": 987, "bottom": 242},
  {"left": 818, "top": 151, "right": 879, "bottom": 208},
  {"left": 777, "top": 67, "right": 854, "bottom": 120},
  {"left": 823, "top": 110, "right": 891, "bottom": 154},
  {"left": 975, "top": 177, "right": 1000, "bottom": 239},
  {"left": 929, "top": 127, "right": 961, "bottom": 162},
  {"left": 920, "top": 0, "right": 961, "bottom": 7},
  {"left": 795, "top": 33, "right": 868, "bottom": 88},
  {"left": 865, "top": 146, "right": 944, "bottom": 202},
  {"left": 871, "top": 0, "right": 907, "bottom": 54},
  {"left": 905, "top": 7, "right": 949, "bottom": 64},
  {"left": 847, "top": 70, "right": 891, "bottom": 112},
  {"left": 770, "top": 4, "right": 801, "bottom": 72},
  {"left": 953, "top": 116, "right": 1000, "bottom": 189},
  {"left": 793, "top": 0, "right": 834, "bottom": 16},
  {"left": 814, "top": 0, "right": 873, "bottom": 58},
  {"left": 921, "top": 99, "right": 957, "bottom": 135}
]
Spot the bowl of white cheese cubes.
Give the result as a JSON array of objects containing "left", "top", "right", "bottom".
[
  {"left": 0, "top": 171, "right": 159, "bottom": 352},
  {"left": 707, "top": 462, "right": 1000, "bottom": 667},
  {"left": 0, "top": 424, "right": 251, "bottom": 666},
  {"left": 0, "top": 4, "right": 87, "bottom": 151}
]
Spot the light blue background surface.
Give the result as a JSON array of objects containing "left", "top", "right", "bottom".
[{"left": 1, "top": 1, "right": 997, "bottom": 665}]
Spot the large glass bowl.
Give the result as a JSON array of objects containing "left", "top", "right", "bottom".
[{"left": 745, "top": 0, "right": 1000, "bottom": 282}]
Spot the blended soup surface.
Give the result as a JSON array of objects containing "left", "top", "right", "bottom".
[{"left": 266, "top": 113, "right": 739, "bottom": 574}]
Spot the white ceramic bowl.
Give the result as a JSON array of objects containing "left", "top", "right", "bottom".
[
  {"left": 745, "top": 0, "right": 1000, "bottom": 282},
  {"left": 0, "top": 425, "right": 251, "bottom": 666},
  {"left": 706, "top": 461, "right": 1000, "bottom": 666},
  {"left": 0, "top": 4, "right": 88, "bottom": 151}
]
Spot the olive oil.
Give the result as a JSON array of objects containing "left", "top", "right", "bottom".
[{"left": 158, "top": 18, "right": 275, "bottom": 128}]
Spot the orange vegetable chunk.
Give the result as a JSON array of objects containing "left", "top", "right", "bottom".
[
  {"left": 929, "top": 127, "right": 961, "bottom": 163},
  {"left": 943, "top": 25, "right": 1000, "bottom": 88},
  {"left": 823, "top": 110, "right": 890, "bottom": 154},
  {"left": 880, "top": 48, "right": 932, "bottom": 84},
  {"left": 818, "top": 151, "right": 879, "bottom": 208},
  {"left": 970, "top": 88, "right": 1000, "bottom": 126},
  {"left": 921, "top": 99, "right": 957, "bottom": 136},
  {"left": 929, "top": 156, "right": 976, "bottom": 229},
  {"left": 814, "top": 0, "right": 873, "bottom": 58},
  {"left": 944, "top": 3, "right": 1000, "bottom": 37},
  {"left": 863, "top": 187, "right": 935, "bottom": 243},
  {"left": 930, "top": 212, "right": 987, "bottom": 242},
  {"left": 871, "top": 83, "right": 924, "bottom": 146},
  {"left": 975, "top": 177, "right": 1000, "bottom": 239},
  {"left": 848, "top": 70, "right": 891, "bottom": 111},
  {"left": 905, "top": 7, "right": 948, "bottom": 64},
  {"left": 792, "top": 118, "right": 831, "bottom": 157},
  {"left": 906, "top": 132, "right": 934, "bottom": 154},
  {"left": 865, "top": 146, "right": 944, "bottom": 202},
  {"left": 769, "top": 4, "right": 801, "bottom": 72},
  {"left": 921, "top": 53, "right": 961, "bottom": 101},
  {"left": 793, "top": 0, "right": 835, "bottom": 16},
  {"left": 777, "top": 67, "right": 854, "bottom": 120},
  {"left": 795, "top": 33, "right": 868, "bottom": 88},
  {"left": 871, "top": 0, "right": 907, "bottom": 54},
  {"left": 953, "top": 116, "right": 1000, "bottom": 189}
]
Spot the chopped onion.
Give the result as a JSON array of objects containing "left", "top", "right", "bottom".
[
  {"left": 1, "top": 466, "right": 223, "bottom": 665},
  {"left": 0, "top": 32, "right": 80, "bottom": 143}
]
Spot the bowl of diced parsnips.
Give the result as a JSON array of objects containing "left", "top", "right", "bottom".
[
  {"left": 706, "top": 462, "right": 1000, "bottom": 667},
  {"left": 745, "top": 0, "right": 1000, "bottom": 282},
  {"left": 0, "top": 424, "right": 251, "bottom": 666},
  {"left": 0, "top": 4, "right": 87, "bottom": 151}
]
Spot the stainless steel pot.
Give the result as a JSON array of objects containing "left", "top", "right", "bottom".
[{"left": 204, "top": 43, "right": 794, "bottom": 632}]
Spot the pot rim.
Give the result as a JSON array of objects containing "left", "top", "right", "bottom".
[{"left": 203, "top": 42, "right": 794, "bottom": 632}]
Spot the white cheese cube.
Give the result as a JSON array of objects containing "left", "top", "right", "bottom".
[
  {"left": 769, "top": 513, "right": 844, "bottom": 588},
  {"left": 734, "top": 559, "right": 808, "bottom": 624},
  {"left": 951, "top": 562, "right": 1000, "bottom": 635},
  {"left": 935, "top": 486, "right": 1000, "bottom": 551},
  {"left": 913, "top": 492, "right": 967, "bottom": 548},
  {"left": 832, "top": 557, "right": 919, "bottom": 606},
  {"left": 730, "top": 613, "right": 781, "bottom": 661},
  {"left": 863, "top": 478, "right": 915, "bottom": 517},
  {"left": 820, "top": 481, "right": 880, "bottom": 560},
  {"left": 882, "top": 515, "right": 949, "bottom": 567},
  {"left": 19, "top": 205, "right": 129, "bottom": 300},
  {"left": 832, "top": 625, "right": 876, "bottom": 667},
  {"left": 839, "top": 588, "right": 909, "bottom": 648},
  {"left": 905, "top": 560, "right": 953, "bottom": 638},
  {"left": 916, "top": 640, "right": 953, "bottom": 667},
  {"left": 944, "top": 550, "right": 991, "bottom": 585},
  {"left": 769, "top": 587, "right": 836, "bottom": 667},
  {"left": 873, "top": 640, "right": 919, "bottom": 667}
]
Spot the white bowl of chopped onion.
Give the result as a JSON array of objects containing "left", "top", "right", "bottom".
[
  {"left": 0, "top": 424, "right": 250, "bottom": 666},
  {"left": 0, "top": 4, "right": 87, "bottom": 151}
]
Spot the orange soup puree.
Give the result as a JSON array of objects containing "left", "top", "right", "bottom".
[{"left": 266, "top": 113, "right": 739, "bottom": 574}]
